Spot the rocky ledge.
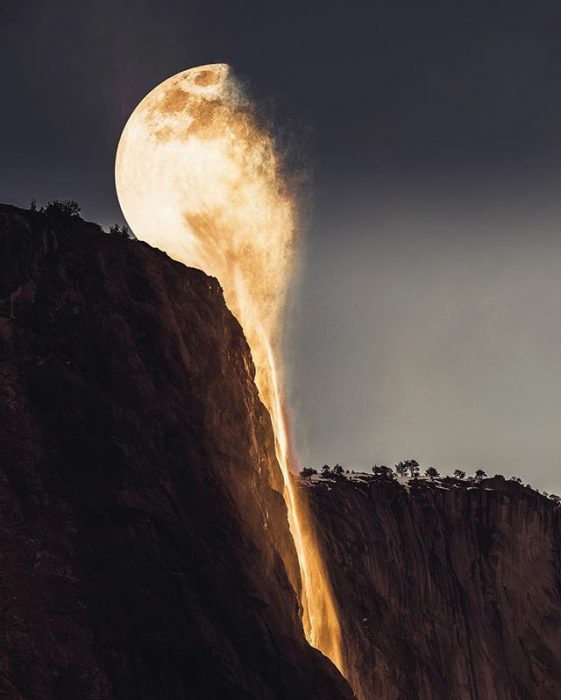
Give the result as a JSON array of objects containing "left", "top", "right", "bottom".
[{"left": 303, "top": 472, "right": 561, "bottom": 700}]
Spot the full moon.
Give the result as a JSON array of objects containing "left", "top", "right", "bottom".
[{"left": 115, "top": 63, "right": 295, "bottom": 347}]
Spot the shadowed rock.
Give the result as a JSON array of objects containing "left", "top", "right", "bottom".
[
  {"left": 304, "top": 473, "right": 561, "bottom": 700},
  {"left": 3, "top": 202, "right": 560, "bottom": 700},
  {"left": 0, "top": 204, "right": 352, "bottom": 700}
]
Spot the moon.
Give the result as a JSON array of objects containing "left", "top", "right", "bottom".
[
  {"left": 114, "top": 64, "right": 344, "bottom": 674},
  {"left": 115, "top": 63, "right": 296, "bottom": 344}
]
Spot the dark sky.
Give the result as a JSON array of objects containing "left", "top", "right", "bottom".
[{"left": 3, "top": 1, "right": 561, "bottom": 491}]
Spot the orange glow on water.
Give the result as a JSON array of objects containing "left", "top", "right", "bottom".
[
  {"left": 262, "top": 333, "right": 344, "bottom": 672},
  {"left": 115, "top": 64, "right": 345, "bottom": 676}
]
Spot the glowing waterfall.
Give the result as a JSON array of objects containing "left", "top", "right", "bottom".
[{"left": 115, "top": 63, "right": 345, "bottom": 676}]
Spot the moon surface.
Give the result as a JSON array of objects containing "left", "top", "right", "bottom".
[{"left": 115, "top": 63, "right": 295, "bottom": 344}]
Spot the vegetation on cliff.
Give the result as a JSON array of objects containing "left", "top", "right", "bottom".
[{"left": 301, "top": 461, "right": 561, "bottom": 504}]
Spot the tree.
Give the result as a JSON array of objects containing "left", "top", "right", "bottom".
[
  {"left": 29, "top": 199, "right": 37, "bottom": 212},
  {"left": 300, "top": 467, "right": 317, "bottom": 479},
  {"left": 394, "top": 461, "right": 408, "bottom": 477},
  {"left": 474, "top": 469, "right": 486, "bottom": 481},
  {"left": 509, "top": 476, "right": 522, "bottom": 483},
  {"left": 372, "top": 465, "right": 394, "bottom": 480},
  {"left": 332, "top": 464, "right": 345, "bottom": 478},
  {"left": 453, "top": 469, "right": 466, "bottom": 479},
  {"left": 321, "top": 464, "right": 332, "bottom": 477},
  {"left": 425, "top": 466, "right": 439, "bottom": 479},
  {"left": 109, "top": 223, "right": 135, "bottom": 239},
  {"left": 42, "top": 199, "right": 81, "bottom": 219},
  {"left": 407, "top": 459, "right": 420, "bottom": 478}
]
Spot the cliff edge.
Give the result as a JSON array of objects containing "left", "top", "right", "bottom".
[
  {"left": 2, "top": 202, "right": 560, "bottom": 700},
  {"left": 304, "top": 472, "right": 561, "bottom": 700},
  {"left": 0, "top": 204, "right": 352, "bottom": 700}
]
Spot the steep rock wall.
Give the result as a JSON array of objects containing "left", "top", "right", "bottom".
[
  {"left": 3, "top": 202, "right": 560, "bottom": 700},
  {"left": 0, "top": 204, "right": 352, "bottom": 700},
  {"left": 305, "top": 474, "right": 561, "bottom": 700}
]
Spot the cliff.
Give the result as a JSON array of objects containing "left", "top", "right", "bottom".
[
  {"left": 0, "top": 204, "right": 352, "bottom": 700},
  {"left": 304, "top": 473, "right": 561, "bottom": 700},
  {"left": 2, "top": 203, "right": 561, "bottom": 700}
]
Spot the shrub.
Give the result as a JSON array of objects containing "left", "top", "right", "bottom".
[
  {"left": 42, "top": 199, "right": 81, "bottom": 219},
  {"left": 372, "top": 465, "right": 395, "bottom": 480},
  {"left": 109, "top": 223, "right": 134, "bottom": 239}
]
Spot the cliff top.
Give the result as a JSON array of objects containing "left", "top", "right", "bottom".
[{"left": 300, "top": 469, "right": 561, "bottom": 511}]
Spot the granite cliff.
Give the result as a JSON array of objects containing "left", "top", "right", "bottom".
[
  {"left": 304, "top": 473, "right": 561, "bottom": 699},
  {"left": 1, "top": 203, "right": 560, "bottom": 700},
  {"left": 0, "top": 204, "right": 351, "bottom": 700}
]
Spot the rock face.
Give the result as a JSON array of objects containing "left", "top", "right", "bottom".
[
  {"left": 304, "top": 474, "right": 561, "bottom": 700},
  {"left": 2, "top": 203, "right": 561, "bottom": 700},
  {"left": 0, "top": 204, "right": 352, "bottom": 700}
]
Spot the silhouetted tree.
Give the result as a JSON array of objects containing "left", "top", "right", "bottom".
[
  {"left": 29, "top": 199, "right": 37, "bottom": 212},
  {"left": 509, "top": 476, "right": 522, "bottom": 483},
  {"left": 394, "top": 459, "right": 420, "bottom": 478},
  {"left": 425, "top": 466, "right": 439, "bottom": 479},
  {"left": 321, "top": 464, "right": 332, "bottom": 477},
  {"left": 372, "top": 465, "right": 394, "bottom": 480},
  {"left": 42, "top": 199, "right": 81, "bottom": 219},
  {"left": 475, "top": 469, "right": 486, "bottom": 481},
  {"left": 300, "top": 467, "right": 317, "bottom": 479},
  {"left": 453, "top": 469, "right": 466, "bottom": 479},
  {"left": 407, "top": 459, "right": 420, "bottom": 478},
  {"left": 332, "top": 464, "right": 345, "bottom": 478},
  {"left": 109, "top": 223, "right": 135, "bottom": 239}
]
